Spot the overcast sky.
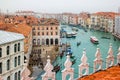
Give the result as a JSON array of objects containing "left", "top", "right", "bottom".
[{"left": 0, "top": 0, "right": 120, "bottom": 13}]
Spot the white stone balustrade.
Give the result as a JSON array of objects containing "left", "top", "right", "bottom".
[
  {"left": 1, "top": 45, "right": 120, "bottom": 80},
  {"left": 62, "top": 55, "right": 74, "bottom": 80},
  {"left": 94, "top": 48, "right": 103, "bottom": 72},
  {"left": 106, "top": 44, "right": 114, "bottom": 68},
  {"left": 79, "top": 49, "right": 89, "bottom": 78},
  {"left": 42, "top": 56, "right": 55, "bottom": 80},
  {"left": 21, "top": 60, "right": 34, "bottom": 80},
  {"left": 117, "top": 47, "right": 120, "bottom": 64}
]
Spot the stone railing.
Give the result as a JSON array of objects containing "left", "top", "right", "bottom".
[
  {"left": 41, "top": 44, "right": 120, "bottom": 80},
  {"left": 0, "top": 44, "right": 119, "bottom": 80}
]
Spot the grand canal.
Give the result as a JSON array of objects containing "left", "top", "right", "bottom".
[{"left": 36, "top": 25, "right": 120, "bottom": 80}]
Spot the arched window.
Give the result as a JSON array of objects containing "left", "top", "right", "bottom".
[
  {"left": 46, "top": 39, "right": 49, "bottom": 45},
  {"left": 18, "top": 56, "right": 21, "bottom": 65},
  {"left": 14, "top": 44, "right": 17, "bottom": 53},
  {"left": 7, "top": 76, "right": 10, "bottom": 80},
  {"left": 7, "top": 60, "right": 10, "bottom": 70},
  {"left": 14, "top": 72, "right": 17, "bottom": 80},
  {"left": 18, "top": 71, "right": 21, "bottom": 80},
  {"left": 14, "top": 57, "right": 17, "bottom": 67},
  {"left": 50, "top": 39, "right": 53, "bottom": 45},
  {"left": 33, "top": 39, "right": 36, "bottom": 44},
  {"left": 18, "top": 43, "right": 20, "bottom": 51},
  {"left": 37, "top": 39, "right": 40, "bottom": 45},
  {"left": 0, "top": 62, "right": 2, "bottom": 74},
  {"left": 55, "top": 38, "right": 58, "bottom": 45},
  {"left": 0, "top": 48, "right": 2, "bottom": 57},
  {"left": 7, "top": 46, "right": 10, "bottom": 55},
  {"left": 38, "top": 27, "right": 40, "bottom": 30}
]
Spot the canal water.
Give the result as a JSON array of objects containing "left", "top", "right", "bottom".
[{"left": 36, "top": 25, "right": 120, "bottom": 80}]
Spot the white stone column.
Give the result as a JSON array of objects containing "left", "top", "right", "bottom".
[
  {"left": 93, "top": 48, "right": 103, "bottom": 72},
  {"left": 117, "top": 47, "right": 120, "bottom": 64},
  {"left": 62, "top": 55, "right": 74, "bottom": 80},
  {"left": 42, "top": 56, "right": 55, "bottom": 80},
  {"left": 21, "top": 60, "right": 33, "bottom": 80},
  {"left": 78, "top": 49, "right": 89, "bottom": 78},
  {"left": 106, "top": 44, "right": 114, "bottom": 68}
]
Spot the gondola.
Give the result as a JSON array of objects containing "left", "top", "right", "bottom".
[
  {"left": 77, "top": 41, "right": 81, "bottom": 46},
  {"left": 72, "top": 58, "right": 76, "bottom": 65},
  {"left": 52, "top": 64, "right": 61, "bottom": 73}
]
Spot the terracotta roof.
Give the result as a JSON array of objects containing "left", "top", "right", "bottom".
[
  {"left": 0, "top": 23, "right": 32, "bottom": 37},
  {"left": 78, "top": 65, "right": 120, "bottom": 80},
  {"left": 92, "top": 12, "right": 118, "bottom": 19},
  {"left": 39, "top": 18, "right": 59, "bottom": 25}
]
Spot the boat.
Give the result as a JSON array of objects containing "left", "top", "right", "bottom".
[
  {"left": 90, "top": 36, "right": 99, "bottom": 44},
  {"left": 52, "top": 64, "right": 61, "bottom": 73},
  {"left": 72, "top": 27, "right": 79, "bottom": 31},
  {"left": 72, "top": 58, "right": 76, "bottom": 65},
  {"left": 77, "top": 41, "right": 81, "bottom": 46},
  {"left": 101, "top": 36, "right": 110, "bottom": 39},
  {"left": 66, "top": 32, "right": 77, "bottom": 38}
]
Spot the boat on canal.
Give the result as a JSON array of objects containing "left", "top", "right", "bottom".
[
  {"left": 77, "top": 41, "right": 81, "bottom": 46},
  {"left": 52, "top": 64, "right": 61, "bottom": 73},
  {"left": 66, "top": 32, "right": 77, "bottom": 38},
  {"left": 90, "top": 36, "right": 99, "bottom": 44}
]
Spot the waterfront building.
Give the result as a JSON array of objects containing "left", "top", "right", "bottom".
[
  {"left": 78, "top": 12, "right": 90, "bottom": 27},
  {"left": 69, "top": 14, "right": 78, "bottom": 25},
  {"left": 0, "top": 23, "right": 32, "bottom": 60},
  {"left": 61, "top": 13, "right": 70, "bottom": 24},
  {"left": 90, "top": 12, "right": 115, "bottom": 32},
  {"left": 32, "top": 18, "right": 60, "bottom": 46},
  {"left": 0, "top": 30, "right": 24, "bottom": 80},
  {"left": 115, "top": 15, "right": 120, "bottom": 37},
  {"left": 15, "top": 11, "right": 35, "bottom": 16}
]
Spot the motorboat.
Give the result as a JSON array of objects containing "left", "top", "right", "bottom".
[{"left": 90, "top": 36, "right": 99, "bottom": 44}]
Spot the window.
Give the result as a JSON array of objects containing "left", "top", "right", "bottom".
[
  {"left": 14, "top": 72, "right": 17, "bottom": 80},
  {"left": 47, "top": 32, "right": 48, "bottom": 35},
  {"left": 7, "top": 46, "right": 10, "bottom": 55},
  {"left": 18, "top": 71, "right": 21, "bottom": 80},
  {"left": 14, "top": 44, "right": 17, "bottom": 53},
  {"left": 51, "top": 32, "right": 53, "bottom": 35},
  {"left": 0, "top": 62, "right": 2, "bottom": 74},
  {"left": 56, "top": 32, "right": 58, "bottom": 35},
  {"left": 38, "top": 27, "right": 40, "bottom": 30},
  {"left": 7, "top": 60, "right": 10, "bottom": 70},
  {"left": 18, "top": 43, "right": 20, "bottom": 51},
  {"left": 42, "top": 32, "right": 44, "bottom": 35},
  {"left": 7, "top": 76, "right": 10, "bottom": 80},
  {"left": 56, "top": 27, "right": 58, "bottom": 30},
  {"left": 42, "top": 27, "right": 44, "bottom": 30},
  {"left": 0, "top": 48, "right": 2, "bottom": 57},
  {"left": 18, "top": 56, "right": 20, "bottom": 65},
  {"left": 51, "top": 27, "right": 53, "bottom": 30},
  {"left": 38, "top": 32, "right": 40, "bottom": 35},
  {"left": 14, "top": 57, "right": 17, "bottom": 67},
  {"left": 46, "top": 27, "right": 48, "bottom": 30}
]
